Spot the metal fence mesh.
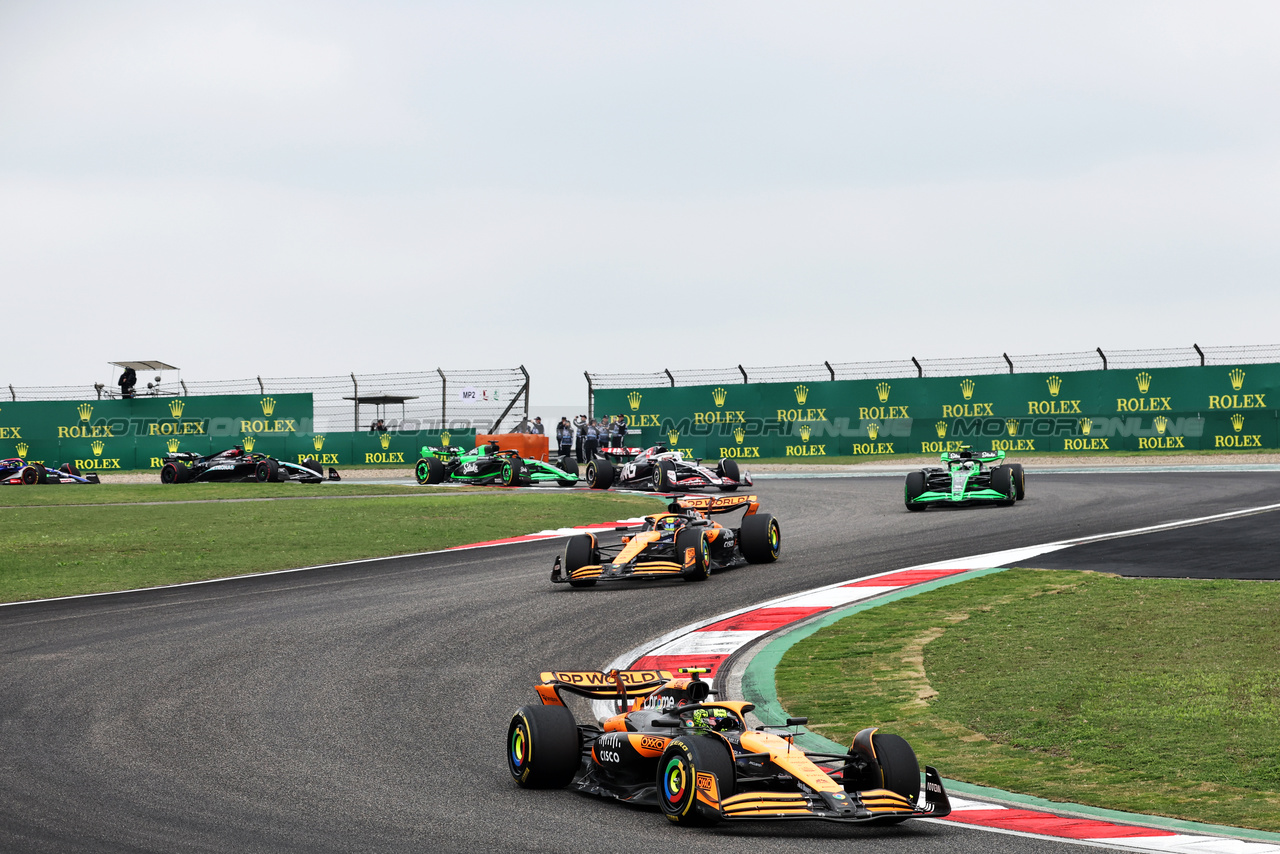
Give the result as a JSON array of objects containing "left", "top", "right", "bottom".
[
  {"left": 586, "top": 344, "right": 1280, "bottom": 389},
  {"left": 3, "top": 367, "right": 529, "bottom": 432}
]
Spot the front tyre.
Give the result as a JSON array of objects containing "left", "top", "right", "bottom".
[
  {"left": 652, "top": 460, "right": 675, "bottom": 492},
  {"left": 507, "top": 704, "right": 580, "bottom": 789},
  {"left": 675, "top": 528, "right": 710, "bottom": 581},
  {"left": 657, "top": 736, "right": 735, "bottom": 825},
  {"left": 904, "top": 471, "right": 927, "bottom": 511},
  {"left": 845, "top": 729, "right": 920, "bottom": 823},
  {"left": 991, "top": 466, "right": 1015, "bottom": 507},
  {"left": 716, "top": 458, "right": 740, "bottom": 491},
  {"left": 564, "top": 533, "right": 599, "bottom": 588},
  {"left": 1007, "top": 463, "right": 1026, "bottom": 500},
  {"left": 739, "top": 513, "right": 781, "bottom": 563}
]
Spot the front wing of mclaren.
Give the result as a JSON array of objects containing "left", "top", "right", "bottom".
[{"left": 707, "top": 766, "right": 950, "bottom": 823}]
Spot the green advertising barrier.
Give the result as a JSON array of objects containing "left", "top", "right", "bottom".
[{"left": 595, "top": 364, "right": 1280, "bottom": 457}]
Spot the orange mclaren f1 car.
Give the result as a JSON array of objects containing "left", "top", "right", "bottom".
[
  {"left": 550, "top": 494, "right": 781, "bottom": 587},
  {"left": 507, "top": 668, "right": 951, "bottom": 826}
]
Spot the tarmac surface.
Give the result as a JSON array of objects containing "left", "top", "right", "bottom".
[{"left": 2, "top": 470, "right": 1278, "bottom": 853}]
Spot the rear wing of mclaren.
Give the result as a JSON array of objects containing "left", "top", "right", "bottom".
[
  {"left": 670, "top": 494, "right": 760, "bottom": 516},
  {"left": 535, "top": 669, "right": 672, "bottom": 706}
]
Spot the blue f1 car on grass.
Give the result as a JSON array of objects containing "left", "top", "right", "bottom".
[{"left": 1, "top": 458, "right": 100, "bottom": 485}]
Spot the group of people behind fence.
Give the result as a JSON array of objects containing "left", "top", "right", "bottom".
[{"left": 546, "top": 414, "right": 628, "bottom": 462}]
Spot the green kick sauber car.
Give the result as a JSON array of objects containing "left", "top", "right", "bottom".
[
  {"left": 903, "top": 448, "right": 1025, "bottom": 511},
  {"left": 416, "top": 441, "right": 580, "bottom": 487}
]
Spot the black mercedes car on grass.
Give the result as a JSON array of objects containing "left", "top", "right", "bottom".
[{"left": 160, "top": 447, "right": 339, "bottom": 484}]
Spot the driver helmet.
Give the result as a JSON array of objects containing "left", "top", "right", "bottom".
[
  {"left": 658, "top": 516, "right": 680, "bottom": 533},
  {"left": 685, "top": 707, "right": 736, "bottom": 731}
]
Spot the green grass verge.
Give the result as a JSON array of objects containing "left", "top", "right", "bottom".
[
  {"left": 775, "top": 568, "right": 1280, "bottom": 830},
  {"left": 0, "top": 483, "right": 486, "bottom": 507},
  {"left": 0, "top": 491, "right": 663, "bottom": 603}
]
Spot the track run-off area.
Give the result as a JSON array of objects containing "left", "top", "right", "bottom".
[{"left": 2, "top": 469, "right": 1279, "bottom": 853}]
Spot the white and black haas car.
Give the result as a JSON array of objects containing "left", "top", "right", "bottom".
[
  {"left": 585, "top": 445, "right": 752, "bottom": 492},
  {"left": 160, "top": 446, "right": 340, "bottom": 484}
]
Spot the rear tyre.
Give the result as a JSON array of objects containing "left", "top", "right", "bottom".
[
  {"left": 160, "top": 462, "right": 181, "bottom": 485},
  {"left": 416, "top": 456, "right": 446, "bottom": 485},
  {"left": 255, "top": 460, "right": 279, "bottom": 483},
  {"left": 991, "top": 466, "right": 1015, "bottom": 507},
  {"left": 675, "top": 528, "right": 710, "bottom": 581},
  {"left": 652, "top": 460, "right": 675, "bottom": 492},
  {"left": 739, "top": 513, "right": 781, "bottom": 563},
  {"left": 507, "top": 704, "right": 580, "bottom": 789},
  {"left": 564, "top": 533, "right": 599, "bottom": 588},
  {"left": 716, "top": 458, "right": 740, "bottom": 492},
  {"left": 1007, "top": 463, "right": 1026, "bottom": 500},
  {"left": 904, "top": 471, "right": 927, "bottom": 511},
  {"left": 585, "top": 459, "right": 614, "bottom": 489},
  {"left": 657, "top": 735, "right": 735, "bottom": 825}
]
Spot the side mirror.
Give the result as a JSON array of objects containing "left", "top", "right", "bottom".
[{"left": 786, "top": 717, "right": 808, "bottom": 727}]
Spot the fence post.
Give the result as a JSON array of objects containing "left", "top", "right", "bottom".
[
  {"left": 1003, "top": 353, "right": 1014, "bottom": 374},
  {"left": 664, "top": 369, "right": 675, "bottom": 387},
  {"left": 824, "top": 361, "right": 835, "bottom": 381},
  {"left": 521, "top": 364, "right": 529, "bottom": 426},
  {"left": 1193, "top": 343, "right": 1205, "bottom": 366},
  {"left": 738, "top": 365, "right": 748, "bottom": 384},
  {"left": 1097, "top": 348, "right": 1108, "bottom": 370},
  {"left": 584, "top": 371, "right": 594, "bottom": 420},
  {"left": 437, "top": 368, "right": 447, "bottom": 427},
  {"left": 257, "top": 376, "right": 264, "bottom": 394},
  {"left": 911, "top": 357, "right": 922, "bottom": 378},
  {"left": 180, "top": 380, "right": 188, "bottom": 396},
  {"left": 8, "top": 385, "right": 14, "bottom": 401},
  {"left": 351, "top": 373, "right": 359, "bottom": 431}
]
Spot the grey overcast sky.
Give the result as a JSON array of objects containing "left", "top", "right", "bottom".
[{"left": 3, "top": 1, "right": 1278, "bottom": 406}]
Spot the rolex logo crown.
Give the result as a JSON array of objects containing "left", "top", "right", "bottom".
[
  {"left": 379, "top": 433, "right": 391, "bottom": 450},
  {"left": 166, "top": 438, "right": 181, "bottom": 453},
  {"left": 1080, "top": 417, "right": 1092, "bottom": 435},
  {"left": 1229, "top": 368, "right": 1246, "bottom": 391},
  {"left": 91, "top": 440, "right": 105, "bottom": 456},
  {"left": 960, "top": 378, "right": 975, "bottom": 400},
  {"left": 793, "top": 384, "right": 809, "bottom": 405},
  {"left": 242, "top": 435, "right": 256, "bottom": 452},
  {"left": 799, "top": 424, "right": 812, "bottom": 442},
  {"left": 711, "top": 387, "right": 728, "bottom": 407},
  {"left": 168, "top": 399, "right": 185, "bottom": 418},
  {"left": 313, "top": 435, "right": 325, "bottom": 451},
  {"left": 1046, "top": 375, "right": 1062, "bottom": 397},
  {"left": 78, "top": 403, "right": 93, "bottom": 422},
  {"left": 866, "top": 422, "right": 879, "bottom": 441},
  {"left": 733, "top": 426, "right": 745, "bottom": 444},
  {"left": 627, "top": 391, "right": 642, "bottom": 411},
  {"left": 16, "top": 442, "right": 28, "bottom": 457},
  {"left": 440, "top": 431, "right": 451, "bottom": 447},
  {"left": 667, "top": 430, "right": 679, "bottom": 445},
  {"left": 1006, "top": 419, "right": 1019, "bottom": 436},
  {"left": 935, "top": 421, "right": 948, "bottom": 439},
  {"left": 260, "top": 397, "right": 277, "bottom": 416},
  {"left": 1154, "top": 416, "right": 1168, "bottom": 434},
  {"left": 876, "top": 382, "right": 891, "bottom": 403},
  {"left": 1136, "top": 372, "right": 1152, "bottom": 394},
  {"left": 1231, "top": 413, "right": 1245, "bottom": 432}
]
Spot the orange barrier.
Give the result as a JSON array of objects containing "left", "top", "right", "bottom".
[{"left": 476, "top": 433, "right": 550, "bottom": 462}]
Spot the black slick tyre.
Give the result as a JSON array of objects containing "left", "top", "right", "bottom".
[
  {"left": 652, "top": 460, "right": 675, "bottom": 492},
  {"left": 739, "top": 513, "right": 781, "bottom": 563},
  {"left": 61, "top": 462, "right": 81, "bottom": 477},
  {"left": 904, "top": 471, "right": 927, "bottom": 511},
  {"left": 564, "top": 533, "right": 599, "bottom": 588},
  {"left": 34, "top": 463, "right": 51, "bottom": 484},
  {"left": 274, "top": 464, "right": 290, "bottom": 482},
  {"left": 991, "top": 466, "right": 1015, "bottom": 507},
  {"left": 255, "top": 460, "right": 279, "bottom": 483},
  {"left": 500, "top": 458, "right": 524, "bottom": 487},
  {"left": 416, "top": 456, "right": 445, "bottom": 485},
  {"left": 585, "top": 459, "right": 613, "bottom": 489},
  {"left": 1007, "top": 463, "right": 1026, "bottom": 500},
  {"left": 302, "top": 458, "right": 323, "bottom": 477},
  {"left": 657, "top": 735, "right": 735, "bottom": 825},
  {"left": 507, "top": 704, "right": 580, "bottom": 789},
  {"left": 716, "top": 458, "right": 740, "bottom": 491},
  {"left": 675, "top": 528, "right": 710, "bottom": 581},
  {"left": 19, "top": 466, "right": 39, "bottom": 485},
  {"left": 160, "top": 462, "right": 181, "bottom": 484}
]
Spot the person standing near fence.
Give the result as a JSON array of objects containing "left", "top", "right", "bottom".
[
  {"left": 556, "top": 417, "right": 573, "bottom": 459},
  {"left": 607, "top": 415, "right": 621, "bottom": 449},
  {"left": 584, "top": 419, "right": 599, "bottom": 460},
  {"left": 573, "top": 414, "right": 587, "bottom": 462}
]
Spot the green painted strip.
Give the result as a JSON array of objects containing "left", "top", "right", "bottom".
[{"left": 740, "top": 566, "right": 1280, "bottom": 843}]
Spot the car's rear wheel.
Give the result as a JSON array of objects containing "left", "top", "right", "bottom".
[
  {"left": 1007, "top": 463, "right": 1026, "bottom": 500},
  {"left": 416, "top": 456, "right": 446, "bottom": 485},
  {"left": 19, "top": 466, "right": 40, "bottom": 485},
  {"left": 160, "top": 462, "right": 181, "bottom": 484},
  {"left": 904, "top": 471, "right": 927, "bottom": 511},
  {"left": 255, "top": 460, "right": 279, "bottom": 483},
  {"left": 585, "top": 459, "right": 613, "bottom": 489},
  {"left": 716, "top": 458, "right": 740, "bottom": 492},
  {"left": 652, "top": 460, "right": 675, "bottom": 492},
  {"left": 740, "top": 513, "right": 781, "bottom": 563},
  {"left": 564, "top": 533, "right": 599, "bottom": 588},
  {"left": 507, "top": 704, "right": 580, "bottom": 789},
  {"left": 657, "top": 735, "right": 735, "bottom": 825},
  {"left": 991, "top": 466, "right": 1015, "bottom": 506},
  {"left": 675, "top": 528, "right": 710, "bottom": 581}
]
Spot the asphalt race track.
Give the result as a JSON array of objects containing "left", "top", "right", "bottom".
[{"left": 2, "top": 471, "right": 1278, "bottom": 853}]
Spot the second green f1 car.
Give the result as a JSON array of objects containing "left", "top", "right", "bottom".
[
  {"left": 904, "top": 448, "right": 1025, "bottom": 511},
  {"left": 416, "top": 441, "right": 579, "bottom": 487}
]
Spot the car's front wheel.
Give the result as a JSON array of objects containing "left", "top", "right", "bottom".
[
  {"left": 675, "top": 528, "right": 710, "bottom": 581},
  {"left": 657, "top": 735, "right": 735, "bottom": 825},
  {"left": 904, "top": 471, "right": 927, "bottom": 511}
]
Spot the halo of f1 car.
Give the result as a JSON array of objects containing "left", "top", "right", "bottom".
[
  {"left": 552, "top": 493, "right": 781, "bottom": 587},
  {"left": 584, "top": 446, "right": 752, "bottom": 492},
  {"left": 159, "top": 447, "right": 340, "bottom": 484},
  {"left": 507, "top": 667, "right": 950, "bottom": 826},
  {"left": 1, "top": 458, "right": 100, "bottom": 485},
  {"left": 904, "top": 447, "right": 1025, "bottom": 511},
  {"left": 415, "top": 441, "right": 579, "bottom": 487}
]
